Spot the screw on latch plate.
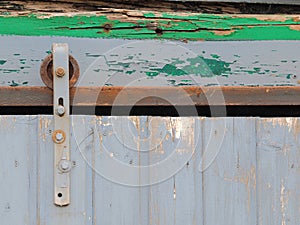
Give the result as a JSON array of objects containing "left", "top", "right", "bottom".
[
  {"left": 56, "top": 105, "right": 65, "bottom": 116},
  {"left": 52, "top": 130, "right": 65, "bottom": 144},
  {"left": 55, "top": 67, "right": 65, "bottom": 77},
  {"left": 59, "top": 160, "right": 72, "bottom": 173}
]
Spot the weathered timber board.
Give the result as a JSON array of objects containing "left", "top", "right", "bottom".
[
  {"left": 0, "top": 12, "right": 300, "bottom": 40},
  {"left": 0, "top": 37, "right": 299, "bottom": 87},
  {"left": 169, "top": 0, "right": 300, "bottom": 5},
  {"left": 1, "top": 1, "right": 300, "bottom": 14},
  {"left": 1, "top": 116, "right": 300, "bottom": 224}
]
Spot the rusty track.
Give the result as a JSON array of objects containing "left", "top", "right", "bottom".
[{"left": 0, "top": 86, "right": 300, "bottom": 107}]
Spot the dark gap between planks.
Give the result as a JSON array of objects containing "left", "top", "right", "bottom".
[{"left": 1, "top": 106, "right": 300, "bottom": 117}]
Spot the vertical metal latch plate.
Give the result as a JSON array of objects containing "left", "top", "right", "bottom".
[{"left": 52, "top": 43, "right": 71, "bottom": 206}]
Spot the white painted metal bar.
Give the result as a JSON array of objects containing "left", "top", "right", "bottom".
[{"left": 52, "top": 43, "right": 71, "bottom": 206}]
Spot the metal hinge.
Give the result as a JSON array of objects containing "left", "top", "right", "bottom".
[{"left": 52, "top": 43, "right": 71, "bottom": 206}]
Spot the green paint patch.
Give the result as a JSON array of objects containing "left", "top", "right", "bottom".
[
  {"left": 0, "top": 69, "right": 20, "bottom": 74},
  {"left": 0, "top": 14, "right": 299, "bottom": 40},
  {"left": 143, "top": 13, "right": 156, "bottom": 18},
  {"left": 242, "top": 67, "right": 261, "bottom": 75},
  {"left": 143, "top": 55, "right": 232, "bottom": 77},
  {"left": 145, "top": 71, "right": 159, "bottom": 77},
  {"left": 146, "top": 56, "right": 232, "bottom": 77},
  {"left": 19, "top": 59, "right": 26, "bottom": 64},
  {"left": 211, "top": 54, "right": 220, "bottom": 59},
  {"left": 20, "top": 66, "right": 30, "bottom": 69},
  {"left": 9, "top": 80, "right": 19, "bottom": 86},
  {"left": 176, "top": 83, "right": 192, "bottom": 86},
  {"left": 0, "top": 60, "right": 6, "bottom": 65},
  {"left": 108, "top": 69, "right": 124, "bottom": 73},
  {"left": 151, "top": 64, "right": 187, "bottom": 76},
  {"left": 186, "top": 56, "right": 232, "bottom": 76},
  {"left": 126, "top": 70, "right": 136, "bottom": 75},
  {"left": 167, "top": 80, "right": 176, "bottom": 85},
  {"left": 124, "top": 56, "right": 134, "bottom": 60},
  {"left": 86, "top": 53, "right": 101, "bottom": 57}
]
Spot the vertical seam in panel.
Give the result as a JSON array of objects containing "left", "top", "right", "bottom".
[
  {"left": 201, "top": 118, "right": 205, "bottom": 225},
  {"left": 255, "top": 118, "right": 259, "bottom": 225}
]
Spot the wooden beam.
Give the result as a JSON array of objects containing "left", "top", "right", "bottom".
[
  {"left": 0, "top": 3, "right": 300, "bottom": 40},
  {"left": 1, "top": 86, "right": 300, "bottom": 106},
  {"left": 1, "top": 0, "right": 300, "bottom": 15}
]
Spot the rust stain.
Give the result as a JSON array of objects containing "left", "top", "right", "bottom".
[
  {"left": 213, "top": 30, "right": 235, "bottom": 36},
  {"left": 223, "top": 165, "right": 256, "bottom": 213},
  {"left": 293, "top": 16, "right": 300, "bottom": 22},
  {"left": 103, "top": 23, "right": 113, "bottom": 33},
  {"left": 233, "top": 14, "right": 288, "bottom": 22},
  {"left": 290, "top": 25, "right": 300, "bottom": 31}
]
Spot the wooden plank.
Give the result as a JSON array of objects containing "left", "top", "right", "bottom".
[
  {"left": 1, "top": 0, "right": 299, "bottom": 16},
  {"left": 0, "top": 116, "right": 38, "bottom": 225},
  {"left": 3, "top": 116, "right": 300, "bottom": 224},
  {"left": 0, "top": 9, "right": 299, "bottom": 40},
  {"left": 202, "top": 117, "right": 257, "bottom": 225},
  {"left": 148, "top": 117, "right": 203, "bottom": 225},
  {"left": 168, "top": 0, "right": 300, "bottom": 5},
  {"left": 256, "top": 118, "right": 300, "bottom": 225},
  {"left": 93, "top": 116, "right": 149, "bottom": 225},
  {"left": 1, "top": 86, "right": 300, "bottom": 107},
  {"left": 1, "top": 37, "right": 299, "bottom": 87}
]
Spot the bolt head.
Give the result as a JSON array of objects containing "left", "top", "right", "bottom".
[
  {"left": 59, "top": 160, "right": 72, "bottom": 172},
  {"left": 56, "top": 105, "right": 65, "bottom": 116},
  {"left": 55, "top": 132, "right": 64, "bottom": 142},
  {"left": 61, "top": 161, "right": 70, "bottom": 170},
  {"left": 55, "top": 67, "right": 65, "bottom": 77}
]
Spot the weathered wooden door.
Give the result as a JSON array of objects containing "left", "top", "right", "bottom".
[{"left": 1, "top": 116, "right": 300, "bottom": 225}]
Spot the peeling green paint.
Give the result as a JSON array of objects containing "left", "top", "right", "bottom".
[
  {"left": 0, "top": 60, "right": 6, "bottom": 65},
  {"left": 142, "top": 55, "right": 232, "bottom": 77},
  {"left": 185, "top": 56, "right": 232, "bottom": 76},
  {"left": 211, "top": 54, "right": 221, "bottom": 59},
  {"left": 145, "top": 71, "right": 159, "bottom": 77},
  {"left": 151, "top": 64, "right": 187, "bottom": 76},
  {"left": 0, "top": 14, "right": 299, "bottom": 40},
  {"left": 8, "top": 80, "right": 21, "bottom": 86},
  {"left": 0, "top": 69, "right": 20, "bottom": 74},
  {"left": 126, "top": 70, "right": 136, "bottom": 75}
]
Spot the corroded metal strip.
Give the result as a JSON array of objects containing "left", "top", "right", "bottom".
[
  {"left": 52, "top": 44, "right": 71, "bottom": 206},
  {"left": 1, "top": 86, "right": 300, "bottom": 106}
]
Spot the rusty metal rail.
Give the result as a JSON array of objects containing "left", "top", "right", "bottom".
[{"left": 0, "top": 86, "right": 300, "bottom": 107}]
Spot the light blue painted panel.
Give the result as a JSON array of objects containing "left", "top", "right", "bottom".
[
  {"left": 0, "top": 116, "right": 37, "bottom": 225},
  {"left": 0, "top": 37, "right": 299, "bottom": 87},
  {"left": 257, "top": 118, "right": 300, "bottom": 225},
  {"left": 1, "top": 116, "right": 300, "bottom": 224}
]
